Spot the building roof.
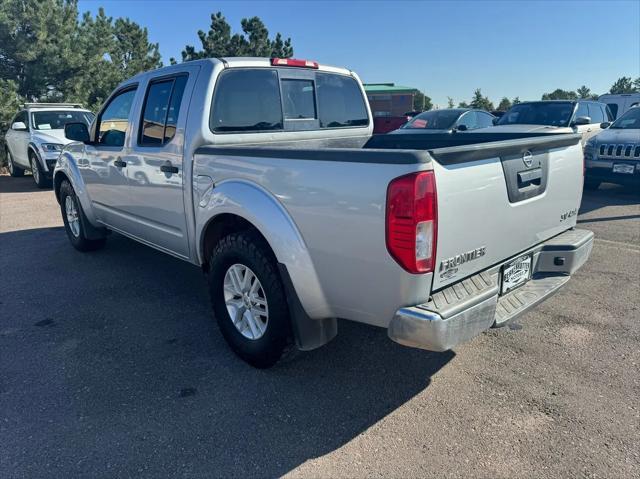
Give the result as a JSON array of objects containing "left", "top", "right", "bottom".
[{"left": 363, "top": 83, "right": 418, "bottom": 94}]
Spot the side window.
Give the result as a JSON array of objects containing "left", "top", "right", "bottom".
[
  {"left": 210, "top": 69, "right": 282, "bottom": 132},
  {"left": 457, "top": 111, "right": 477, "bottom": 129},
  {"left": 281, "top": 79, "right": 316, "bottom": 120},
  {"left": 574, "top": 102, "right": 589, "bottom": 120},
  {"left": 476, "top": 112, "right": 495, "bottom": 128},
  {"left": 97, "top": 88, "right": 137, "bottom": 147},
  {"left": 139, "top": 75, "right": 188, "bottom": 146},
  {"left": 316, "top": 73, "right": 369, "bottom": 128},
  {"left": 164, "top": 76, "right": 188, "bottom": 143},
  {"left": 605, "top": 106, "right": 614, "bottom": 121},
  {"left": 607, "top": 104, "right": 618, "bottom": 119},
  {"left": 588, "top": 103, "right": 605, "bottom": 123}
]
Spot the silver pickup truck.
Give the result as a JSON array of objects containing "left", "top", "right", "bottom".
[{"left": 55, "top": 57, "right": 593, "bottom": 368}]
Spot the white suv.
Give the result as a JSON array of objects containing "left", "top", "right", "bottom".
[{"left": 4, "top": 103, "right": 94, "bottom": 188}]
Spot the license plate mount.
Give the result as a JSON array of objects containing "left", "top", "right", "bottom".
[
  {"left": 501, "top": 253, "right": 532, "bottom": 295},
  {"left": 612, "top": 163, "right": 635, "bottom": 175}
]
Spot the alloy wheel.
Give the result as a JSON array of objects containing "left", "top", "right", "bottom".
[
  {"left": 223, "top": 264, "right": 269, "bottom": 340},
  {"left": 31, "top": 157, "right": 39, "bottom": 184},
  {"left": 65, "top": 195, "right": 80, "bottom": 237}
]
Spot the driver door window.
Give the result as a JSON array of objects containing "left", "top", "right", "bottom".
[{"left": 97, "top": 88, "right": 137, "bottom": 147}]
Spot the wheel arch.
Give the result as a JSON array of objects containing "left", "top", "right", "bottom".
[
  {"left": 200, "top": 209, "right": 337, "bottom": 351},
  {"left": 196, "top": 179, "right": 333, "bottom": 322},
  {"left": 53, "top": 150, "right": 99, "bottom": 226}
]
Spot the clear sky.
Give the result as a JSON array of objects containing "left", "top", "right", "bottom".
[{"left": 79, "top": 0, "right": 640, "bottom": 107}]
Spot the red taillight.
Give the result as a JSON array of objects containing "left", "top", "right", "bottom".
[
  {"left": 271, "top": 58, "right": 319, "bottom": 69},
  {"left": 386, "top": 171, "right": 438, "bottom": 274}
]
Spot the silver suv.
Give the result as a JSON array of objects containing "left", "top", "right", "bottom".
[{"left": 4, "top": 103, "right": 94, "bottom": 188}]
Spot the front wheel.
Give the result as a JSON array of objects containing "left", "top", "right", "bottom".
[
  {"left": 207, "top": 231, "right": 292, "bottom": 368},
  {"left": 59, "top": 180, "right": 106, "bottom": 252},
  {"left": 6, "top": 149, "right": 25, "bottom": 177},
  {"left": 30, "top": 153, "right": 51, "bottom": 189}
]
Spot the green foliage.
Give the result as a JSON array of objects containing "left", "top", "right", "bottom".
[
  {"left": 447, "top": 97, "right": 455, "bottom": 109},
  {"left": 0, "top": 79, "right": 22, "bottom": 166},
  {"left": 0, "top": 1, "right": 162, "bottom": 114},
  {"left": 468, "top": 88, "right": 494, "bottom": 111},
  {"left": 177, "top": 11, "right": 293, "bottom": 62},
  {"left": 512, "top": 97, "right": 520, "bottom": 105},
  {"left": 413, "top": 90, "right": 432, "bottom": 111},
  {"left": 576, "top": 85, "right": 597, "bottom": 99},
  {"left": 497, "top": 97, "right": 512, "bottom": 111},
  {"left": 609, "top": 76, "right": 640, "bottom": 94},
  {"left": 457, "top": 101, "right": 469, "bottom": 108},
  {"left": 541, "top": 88, "right": 578, "bottom": 100}
]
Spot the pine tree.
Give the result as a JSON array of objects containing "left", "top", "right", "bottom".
[{"left": 178, "top": 11, "right": 294, "bottom": 62}]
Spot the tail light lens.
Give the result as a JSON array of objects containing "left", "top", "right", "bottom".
[{"left": 386, "top": 171, "right": 438, "bottom": 273}]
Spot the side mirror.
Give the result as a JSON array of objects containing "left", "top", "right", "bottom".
[
  {"left": 11, "top": 121, "right": 27, "bottom": 131},
  {"left": 572, "top": 116, "right": 591, "bottom": 126},
  {"left": 492, "top": 117, "right": 499, "bottom": 125},
  {"left": 64, "top": 122, "right": 90, "bottom": 143},
  {"left": 600, "top": 122, "right": 611, "bottom": 129},
  {"left": 456, "top": 124, "right": 468, "bottom": 132}
]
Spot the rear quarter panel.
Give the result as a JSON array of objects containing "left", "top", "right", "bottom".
[{"left": 194, "top": 154, "right": 433, "bottom": 327}]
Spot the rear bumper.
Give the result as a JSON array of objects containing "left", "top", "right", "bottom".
[{"left": 388, "top": 228, "right": 594, "bottom": 351}]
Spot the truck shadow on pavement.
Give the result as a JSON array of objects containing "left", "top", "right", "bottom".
[{"left": 1, "top": 226, "right": 454, "bottom": 478}]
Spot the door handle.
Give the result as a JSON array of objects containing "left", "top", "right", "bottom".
[
  {"left": 114, "top": 158, "right": 127, "bottom": 168},
  {"left": 160, "top": 162, "right": 179, "bottom": 174}
]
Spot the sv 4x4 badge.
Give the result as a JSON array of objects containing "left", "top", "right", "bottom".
[{"left": 560, "top": 207, "right": 578, "bottom": 222}]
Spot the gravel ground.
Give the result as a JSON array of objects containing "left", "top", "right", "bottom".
[{"left": 1, "top": 175, "right": 638, "bottom": 478}]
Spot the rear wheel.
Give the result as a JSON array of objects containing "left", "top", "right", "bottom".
[
  {"left": 59, "top": 180, "right": 106, "bottom": 252},
  {"left": 207, "top": 231, "right": 292, "bottom": 368},
  {"left": 6, "top": 149, "right": 24, "bottom": 177},
  {"left": 30, "top": 152, "right": 51, "bottom": 189},
  {"left": 584, "top": 177, "right": 601, "bottom": 191}
]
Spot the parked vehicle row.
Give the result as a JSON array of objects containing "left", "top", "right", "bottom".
[{"left": 47, "top": 57, "right": 592, "bottom": 368}]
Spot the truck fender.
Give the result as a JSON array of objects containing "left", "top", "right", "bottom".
[
  {"left": 197, "top": 179, "right": 335, "bottom": 325},
  {"left": 54, "top": 148, "right": 105, "bottom": 240}
]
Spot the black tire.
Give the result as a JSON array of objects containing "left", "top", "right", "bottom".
[
  {"left": 59, "top": 180, "right": 106, "bottom": 252},
  {"left": 29, "top": 151, "right": 51, "bottom": 189},
  {"left": 6, "top": 148, "right": 25, "bottom": 177},
  {"left": 208, "top": 230, "right": 292, "bottom": 368},
  {"left": 584, "top": 177, "right": 601, "bottom": 191}
]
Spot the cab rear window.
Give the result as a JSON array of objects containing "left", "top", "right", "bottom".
[{"left": 210, "top": 68, "right": 368, "bottom": 133}]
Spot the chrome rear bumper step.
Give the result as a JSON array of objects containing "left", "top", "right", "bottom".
[{"left": 388, "top": 229, "right": 593, "bottom": 351}]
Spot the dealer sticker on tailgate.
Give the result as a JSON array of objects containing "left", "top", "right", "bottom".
[{"left": 501, "top": 254, "right": 532, "bottom": 295}]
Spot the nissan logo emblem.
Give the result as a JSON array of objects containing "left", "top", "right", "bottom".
[{"left": 522, "top": 150, "right": 534, "bottom": 168}]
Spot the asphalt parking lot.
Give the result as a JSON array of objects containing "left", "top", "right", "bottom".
[{"left": 1, "top": 175, "right": 638, "bottom": 478}]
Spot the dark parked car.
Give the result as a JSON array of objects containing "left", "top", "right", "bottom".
[
  {"left": 390, "top": 108, "right": 495, "bottom": 134},
  {"left": 584, "top": 106, "right": 640, "bottom": 189}
]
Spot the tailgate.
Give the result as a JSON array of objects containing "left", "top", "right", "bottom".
[{"left": 430, "top": 134, "right": 583, "bottom": 290}]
